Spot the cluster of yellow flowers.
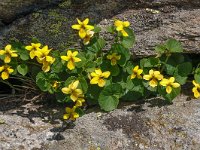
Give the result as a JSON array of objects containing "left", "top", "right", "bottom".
[
  {"left": 131, "top": 67, "right": 180, "bottom": 94},
  {"left": 25, "top": 43, "right": 55, "bottom": 72},
  {"left": 62, "top": 80, "right": 85, "bottom": 120},
  {"left": 72, "top": 18, "right": 95, "bottom": 45},
  {"left": 0, "top": 45, "right": 17, "bottom": 80},
  {"left": 192, "top": 80, "right": 200, "bottom": 98}
]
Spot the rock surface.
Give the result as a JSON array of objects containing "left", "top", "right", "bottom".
[
  {"left": 0, "top": 1, "right": 200, "bottom": 150},
  {"left": 0, "top": 0, "right": 199, "bottom": 56},
  {"left": 0, "top": 95, "right": 200, "bottom": 150}
]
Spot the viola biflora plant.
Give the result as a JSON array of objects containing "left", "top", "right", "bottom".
[{"left": 0, "top": 18, "right": 199, "bottom": 121}]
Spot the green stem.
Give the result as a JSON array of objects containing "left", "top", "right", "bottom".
[{"left": 160, "top": 54, "right": 170, "bottom": 73}]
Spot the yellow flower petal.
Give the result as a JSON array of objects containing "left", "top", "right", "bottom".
[
  {"left": 4, "top": 55, "right": 11, "bottom": 63},
  {"left": 102, "top": 71, "right": 110, "bottom": 78},
  {"left": 7, "top": 68, "right": 14, "bottom": 73},
  {"left": 123, "top": 21, "right": 130, "bottom": 27},
  {"left": 65, "top": 107, "right": 72, "bottom": 113},
  {"left": 67, "top": 61, "right": 75, "bottom": 70},
  {"left": 169, "top": 77, "right": 175, "bottom": 83},
  {"left": 62, "top": 87, "right": 71, "bottom": 94},
  {"left": 71, "top": 80, "right": 79, "bottom": 89},
  {"left": 91, "top": 72, "right": 98, "bottom": 77},
  {"left": 98, "top": 79, "right": 106, "bottom": 87},
  {"left": 0, "top": 66, "right": 4, "bottom": 72},
  {"left": 160, "top": 78, "right": 169, "bottom": 86},
  {"left": 83, "top": 18, "right": 89, "bottom": 25},
  {"left": 149, "top": 79, "right": 158, "bottom": 87},
  {"left": 73, "top": 57, "right": 81, "bottom": 62},
  {"left": 29, "top": 51, "right": 35, "bottom": 59},
  {"left": 90, "top": 77, "right": 99, "bottom": 84},
  {"left": 166, "top": 86, "right": 172, "bottom": 94},
  {"left": 131, "top": 74, "right": 136, "bottom": 79},
  {"left": 71, "top": 24, "right": 81, "bottom": 30},
  {"left": 61, "top": 56, "right": 69, "bottom": 61},
  {"left": 0, "top": 50, "right": 5, "bottom": 55},
  {"left": 63, "top": 114, "right": 70, "bottom": 120},
  {"left": 121, "top": 30, "right": 128, "bottom": 37},
  {"left": 137, "top": 69, "right": 143, "bottom": 75},
  {"left": 95, "top": 69, "right": 102, "bottom": 75},
  {"left": 72, "top": 112, "right": 79, "bottom": 119},
  {"left": 72, "top": 51, "right": 78, "bottom": 57},
  {"left": 79, "top": 29, "right": 87, "bottom": 39},
  {"left": 111, "top": 59, "right": 117, "bottom": 65},
  {"left": 85, "top": 25, "right": 94, "bottom": 30},
  {"left": 114, "top": 20, "right": 123, "bottom": 28},
  {"left": 143, "top": 75, "right": 151, "bottom": 80},
  {"left": 5, "top": 45, "right": 11, "bottom": 51},
  {"left": 171, "top": 83, "right": 180, "bottom": 88},
  {"left": 133, "top": 66, "right": 139, "bottom": 72},
  {"left": 77, "top": 18, "right": 82, "bottom": 24},
  {"left": 1, "top": 71, "right": 9, "bottom": 80}
]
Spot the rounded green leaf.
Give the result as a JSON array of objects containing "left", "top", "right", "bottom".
[{"left": 17, "top": 64, "right": 28, "bottom": 76}]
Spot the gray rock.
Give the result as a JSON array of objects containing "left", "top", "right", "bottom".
[
  {"left": 0, "top": 95, "right": 200, "bottom": 149},
  {"left": 0, "top": 0, "right": 66, "bottom": 24},
  {"left": 0, "top": 0, "right": 199, "bottom": 56}
]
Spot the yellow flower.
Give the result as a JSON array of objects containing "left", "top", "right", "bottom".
[
  {"left": 90, "top": 69, "right": 110, "bottom": 87},
  {"left": 83, "top": 30, "right": 94, "bottom": 45},
  {"left": 61, "top": 50, "right": 81, "bottom": 70},
  {"left": 143, "top": 69, "right": 163, "bottom": 88},
  {"left": 0, "top": 64, "right": 14, "bottom": 80},
  {"left": 52, "top": 81, "right": 60, "bottom": 89},
  {"left": 34, "top": 45, "right": 55, "bottom": 72},
  {"left": 192, "top": 80, "right": 200, "bottom": 98},
  {"left": 107, "top": 53, "right": 121, "bottom": 66},
  {"left": 75, "top": 96, "right": 85, "bottom": 107},
  {"left": 130, "top": 65, "right": 143, "bottom": 79},
  {"left": 63, "top": 106, "right": 79, "bottom": 120},
  {"left": 0, "top": 45, "right": 18, "bottom": 63},
  {"left": 160, "top": 77, "right": 180, "bottom": 94},
  {"left": 25, "top": 43, "right": 41, "bottom": 59},
  {"left": 72, "top": 18, "right": 94, "bottom": 39},
  {"left": 114, "top": 20, "right": 130, "bottom": 37},
  {"left": 62, "top": 80, "right": 83, "bottom": 102}
]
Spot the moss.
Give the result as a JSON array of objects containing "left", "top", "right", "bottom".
[
  {"left": 49, "top": 21, "right": 62, "bottom": 36},
  {"left": 48, "top": 10, "right": 68, "bottom": 22},
  {"left": 32, "top": 12, "right": 40, "bottom": 19},
  {"left": 59, "top": 0, "right": 71, "bottom": 8}
]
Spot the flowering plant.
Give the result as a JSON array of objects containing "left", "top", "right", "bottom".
[{"left": 0, "top": 18, "right": 198, "bottom": 121}]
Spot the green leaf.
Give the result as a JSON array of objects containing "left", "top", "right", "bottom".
[
  {"left": 114, "top": 44, "right": 131, "bottom": 66},
  {"left": 87, "top": 38, "right": 106, "bottom": 53},
  {"left": 17, "top": 64, "right": 28, "bottom": 76},
  {"left": 158, "top": 86, "right": 181, "bottom": 102},
  {"left": 55, "top": 91, "right": 69, "bottom": 103},
  {"left": 36, "top": 78, "right": 48, "bottom": 91},
  {"left": 110, "top": 65, "right": 120, "bottom": 76},
  {"left": 78, "top": 77, "right": 88, "bottom": 94},
  {"left": 121, "top": 28, "right": 135, "bottom": 48},
  {"left": 175, "top": 62, "right": 192, "bottom": 77},
  {"left": 166, "top": 39, "right": 183, "bottom": 53},
  {"left": 140, "top": 57, "right": 159, "bottom": 68},
  {"left": 194, "top": 74, "right": 200, "bottom": 84},
  {"left": 75, "top": 108, "right": 85, "bottom": 117},
  {"left": 93, "top": 25, "right": 101, "bottom": 33},
  {"left": 64, "top": 76, "right": 77, "bottom": 86},
  {"left": 174, "top": 75, "right": 187, "bottom": 85},
  {"left": 107, "top": 26, "right": 114, "bottom": 33},
  {"left": 98, "top": 83, "right": 123, "bottom": 111},
  {"left": 155, "top": 44, "right": 166, "bottom": 54},
  {"left": 194, "top": 68, "right": 200, "bottom": 83}
]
